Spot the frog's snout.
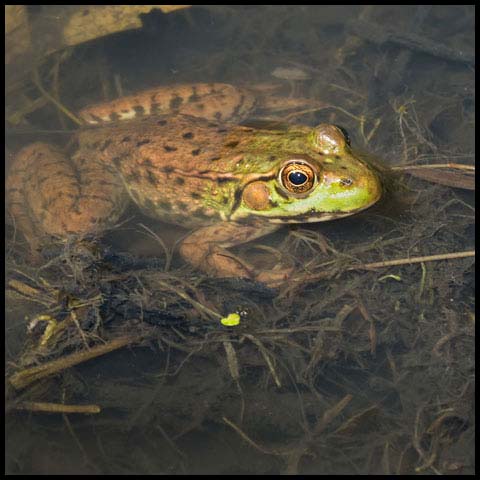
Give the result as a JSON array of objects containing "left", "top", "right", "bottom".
[{"left": 354, "top": 165, "right": 382, "bottom": 206}]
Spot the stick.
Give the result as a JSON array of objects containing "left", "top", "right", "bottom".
[
  {"left": 9, "top": 334, "right": 142, "bottom": 390},
  {"left": 12, "top": 401, "right": 101, "bottom": 414}
]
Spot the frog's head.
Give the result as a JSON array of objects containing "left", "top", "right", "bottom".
[{"left": 231, "top": 123, "right": 382, "bottom": 223}]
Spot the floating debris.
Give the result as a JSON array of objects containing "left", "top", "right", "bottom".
[{"left": 271, "top": 66, "right": 311, "bottom": 81}]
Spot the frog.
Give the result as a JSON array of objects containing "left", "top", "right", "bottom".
[{"left": 6, "top": 83, "right": 382, "bottom": 286}]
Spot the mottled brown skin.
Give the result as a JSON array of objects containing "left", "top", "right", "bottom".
[
  {"left": 7, "top": 84, "right": 302, "bottom": 282},
  {"left": 7, "top": 83, "right": 380, "bottom": 285},
  {"left": 7, "top": 143, "right": 127, "bottom": 251}
]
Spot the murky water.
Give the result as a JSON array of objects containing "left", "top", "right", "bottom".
[{"left": 5, "top": 5, "right": 475, "bottom": 474}]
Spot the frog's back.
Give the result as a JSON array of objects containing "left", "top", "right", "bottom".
[{"left": 77, "top": 115, "right": 243, "bottom": 227}]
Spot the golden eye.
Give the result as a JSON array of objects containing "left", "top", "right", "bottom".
[{"left": 279, "top": 160, "right": 316, "bottom": 195}]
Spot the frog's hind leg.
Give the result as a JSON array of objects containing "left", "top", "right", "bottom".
[
  {"left": 78, "top": 83, "right": 257, "bottom": 124},
  {"left": 7, "top": 142, "right": 127, "bottom": 254}
]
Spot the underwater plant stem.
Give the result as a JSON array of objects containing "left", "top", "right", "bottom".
[
  {"left": 12, "top": 401, "right": 101, "bottom": 414},
  {"left": 353, "top": 250, "right": 475, "bottom": 270},
  {"left": 32, "top": 67, "right": 83, "bottom": 126},
  {"left": 9, "top": 334, "right": 143, "bottom": 390}
]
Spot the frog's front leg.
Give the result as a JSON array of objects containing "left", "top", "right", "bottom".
[{"left": 179, "top": 222, "right": 293, "bottom": 287}]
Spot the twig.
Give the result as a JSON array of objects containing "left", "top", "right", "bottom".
[
  {"left": 12, "top": 401, "right": 101, "bottom": 414},
  {"left": 243, "top": 334, "right": 282, "bottom": 387},
  {"left": 223, "top": 416, "right": 293, "bottom": 456},
  {"left": 392, "top": 163, "right": 475, "bottom": 171},
  {"left": 9, "top": 334, "right": 143, "bottom": 390},
  {"left": 350, "top": 250, "right": 475, "bottom": 270},
  {"left": 137, "top": 223, "right": 173, "bottom": 271},
  {"left": 32, "top": 67, "right": 83, "bottom": 126},
  {"left": 156, "top": 279, "right": 221, "bottom": 321}
]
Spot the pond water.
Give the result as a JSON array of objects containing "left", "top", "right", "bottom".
[{"left": 5, "top": 5, "right": 475, "bottom": 475}]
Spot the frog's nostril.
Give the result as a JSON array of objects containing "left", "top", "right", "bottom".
[{"left": 339, "top": 177, "right": 353, "bottom": 186}]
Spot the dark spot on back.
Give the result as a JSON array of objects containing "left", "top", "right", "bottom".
[
  {"left": 196, "top": 103, "right": 205, "bottom": 111},
  {"left": 182, "top": 132, "right": 194, "bottom": 139},
  {"left": 269, "top": 155, "right": 277, "bottom": 161},
  {"left": 136, "top": 139, "right": 151, "bottom": 147},
  {"left": 133, "top": 105, "right": 145, "bottom": 116},
  {"left": 191, "top": 192, "right": 201, "bottom": 200},
  {"left": 125, "top": 171, "right": 141, "bottom": 183},
  {"left": 164, "top": 145, "right": 177, "bottom": 152},
  {"left": 175, "top": 177, "right": 185, "bottom": 185},
  {"left": 122, "top": 136, "right": 131, "bottom": 143},
  {"left": 146, "top": 170, "right": 158, "bottom": 185},
  {"left": 225, "top": 140, "right": 239, "bottom": 148},
  {"left": 214, "top": 111, "right": 222, "bottom": 120},
  {"left": 188, "top": 93, "right": 200, "bottom": 103},
  {"left": 142, "top": 158, "right": 154, "bottom": 167},
  {"left": 157, "top": 200, "right": 172, "bottom": 212},
  {"left": 177, "top": 201, "right": 187, "bottom": 210},
  {"left": 193, "top": 207, "right": 210, "bottom": 220},
  {"left": 210, "top": 156, "right": 221, "bottom": 161},
  {"left": 111, "top": 152, "right": 129, "bottom": 167},
  {"left": 217, "top": 128, "right": 228, "bottom": 133},
  {"left": 157, "top": 119, "right": 167, "bottom": 126},
  {"left": 169, "top": 96, "right": 183, "bottom": 110},
  {"left": 161, "top": 165, "right": 174, "bottom": 174},
  {"left": 191, "top": 148, "right": 201, "bottom": 156}
]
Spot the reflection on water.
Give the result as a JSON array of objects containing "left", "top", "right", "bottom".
[{"left": 5, "top": 5, "right": 475, "bottom": 475}]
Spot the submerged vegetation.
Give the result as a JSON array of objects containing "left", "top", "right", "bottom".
[{"left": 5, "top": 5, "right": 474, "bottom": 475}]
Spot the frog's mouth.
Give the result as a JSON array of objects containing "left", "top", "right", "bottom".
[{"left": 266, "top": 197, "right": 380, "bottom": 224}]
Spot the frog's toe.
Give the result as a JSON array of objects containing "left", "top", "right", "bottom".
[{"left": 255, "top": 267, "right": 294, "bottom": 288}]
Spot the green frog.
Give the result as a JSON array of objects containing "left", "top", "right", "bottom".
[{"left": 7, "top": 83, "right": 381, "bottom": 285}]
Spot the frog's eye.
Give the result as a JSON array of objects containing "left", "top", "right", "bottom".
[{"left": 279, "top": 160, "right": 316, "bottom": 195}]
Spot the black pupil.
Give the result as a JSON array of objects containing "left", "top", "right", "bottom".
[{"left": 289, "top": 171, "right": 307, "bottom": 185}]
